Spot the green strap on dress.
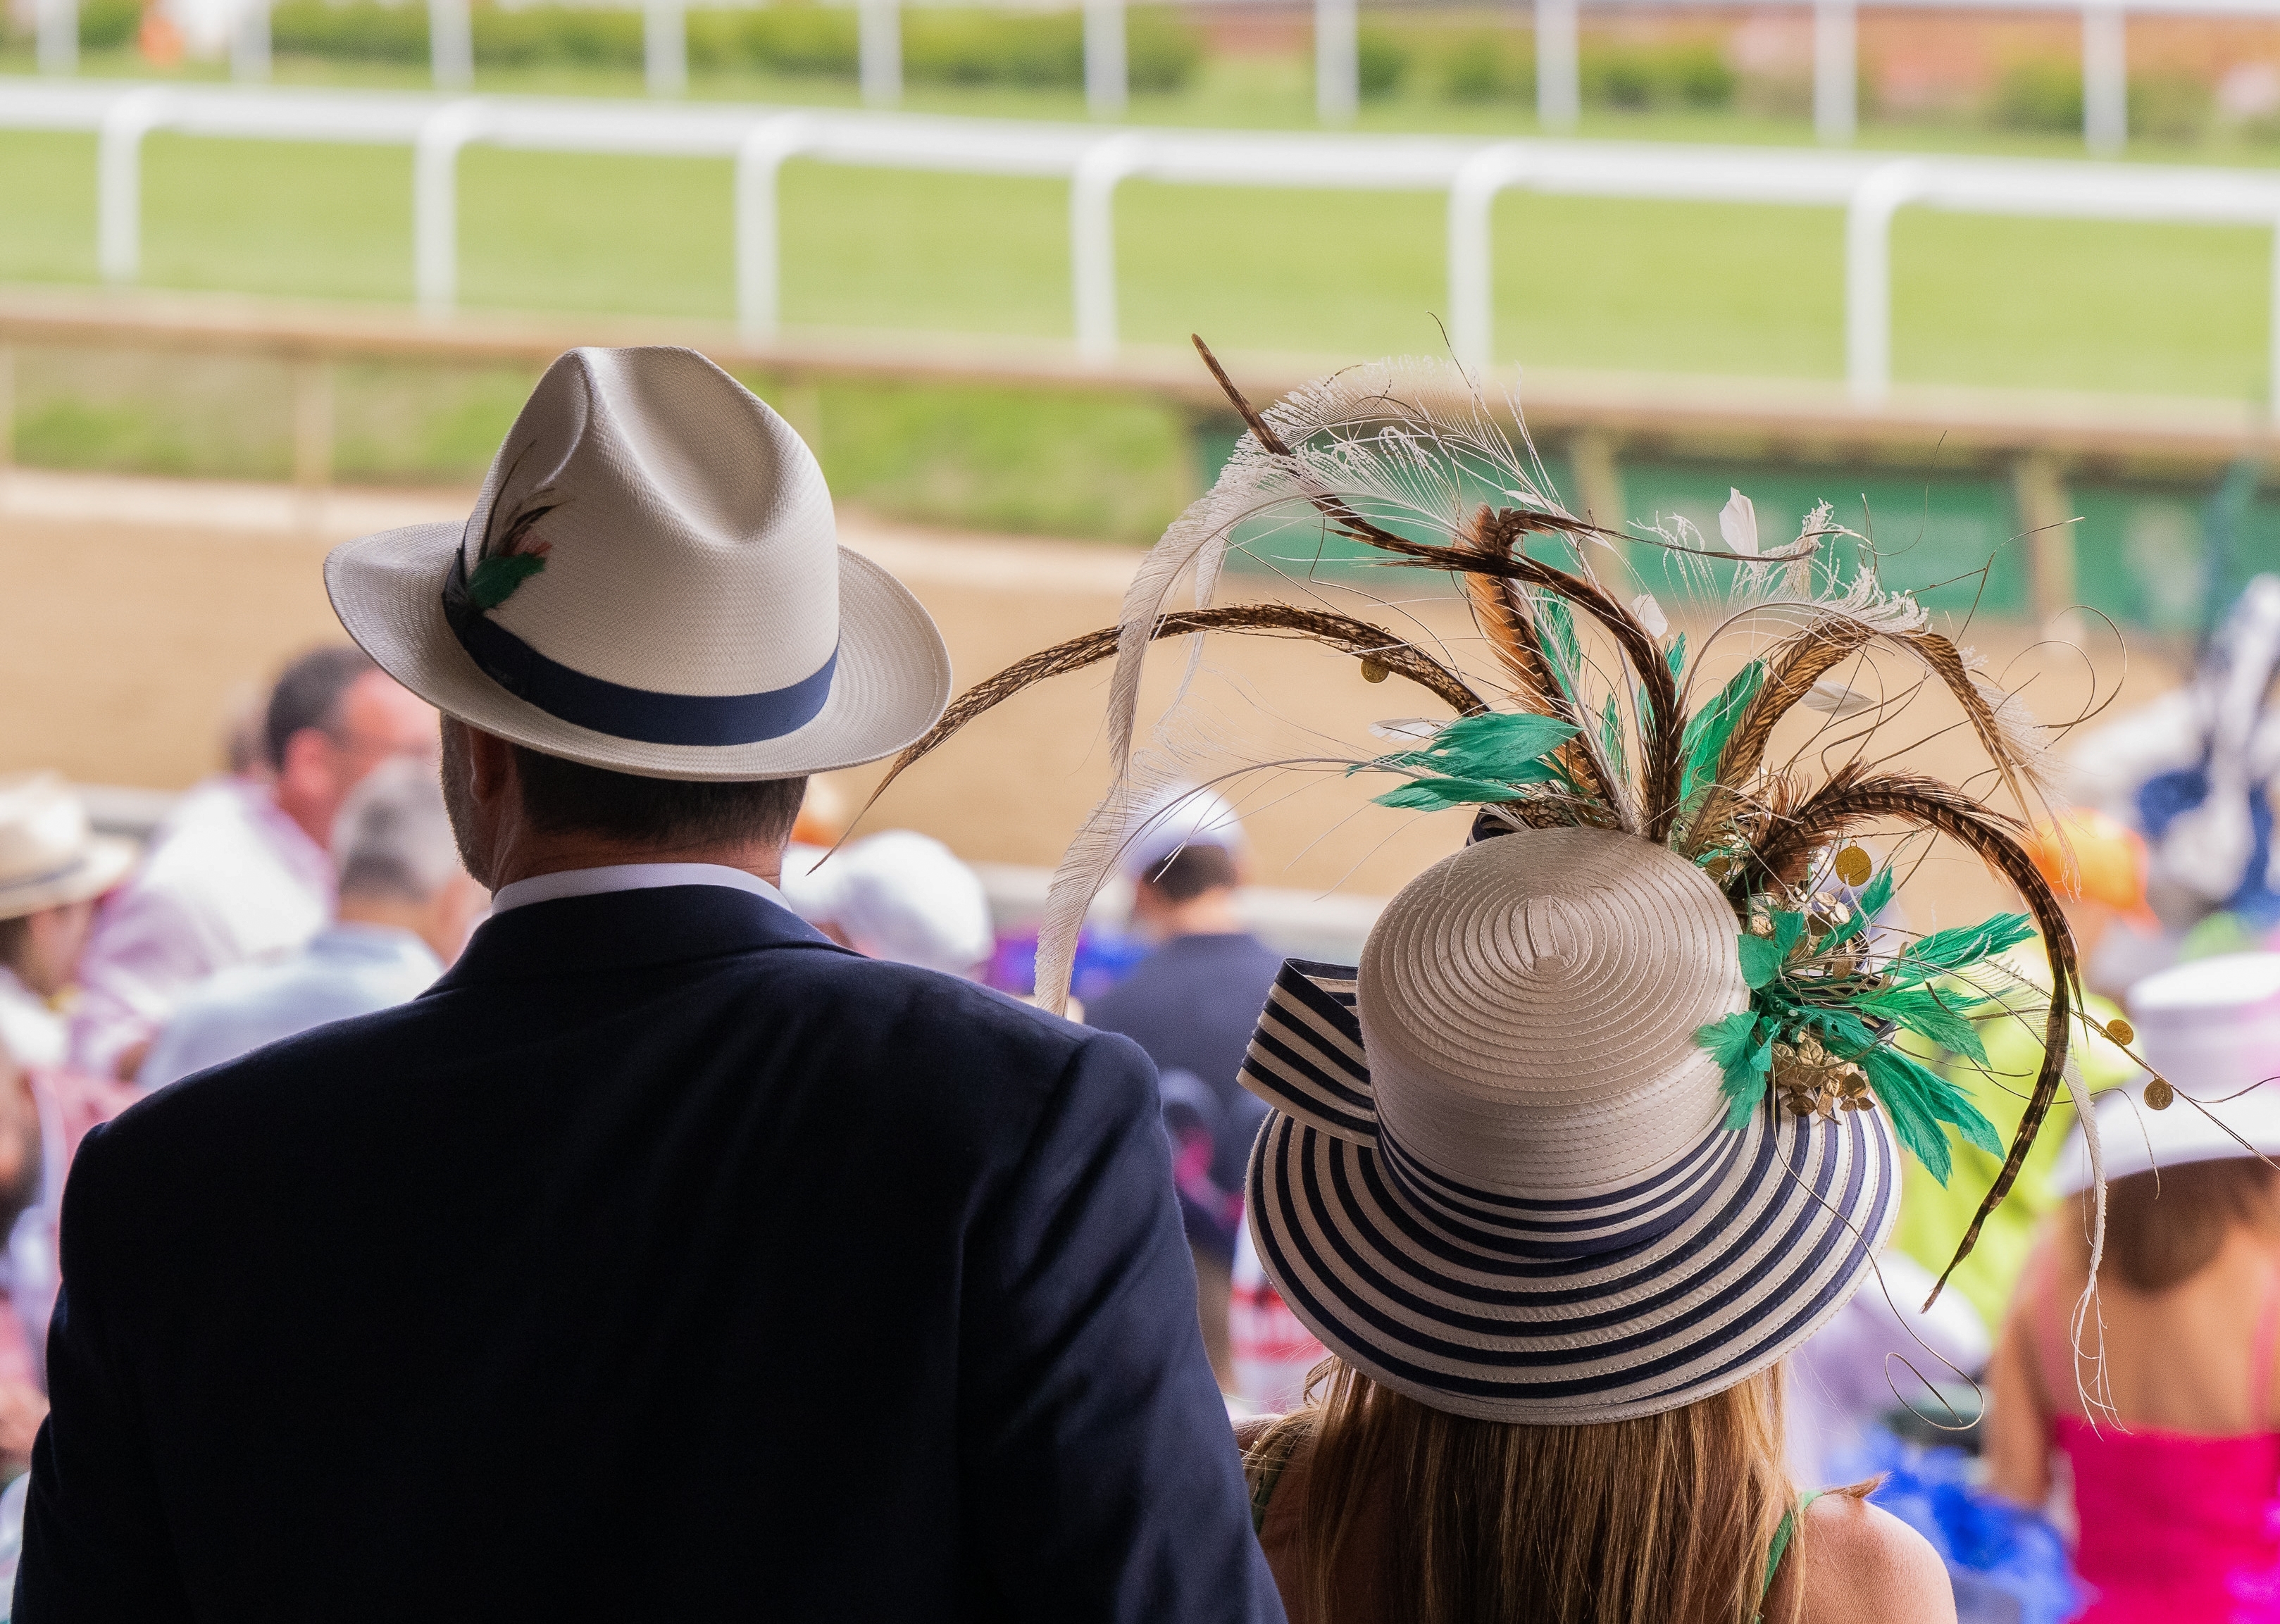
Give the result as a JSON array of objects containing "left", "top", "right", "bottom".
[
  {"left": 1244, "top": 1430, "right": 1302, "bottom": 1535},
  {"left": 1758, "top": 1491, "right": 1824, "bottom": 1618}
]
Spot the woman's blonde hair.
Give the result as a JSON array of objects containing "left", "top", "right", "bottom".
[{"left": 1251, "top": 1358, "right": 1813, "bottom": 1624}]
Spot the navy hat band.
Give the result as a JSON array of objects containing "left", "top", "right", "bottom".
[{"left": 442, "top": 554, "right": 837, "bottom": 748}]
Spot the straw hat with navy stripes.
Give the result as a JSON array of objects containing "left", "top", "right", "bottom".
[
  {"left": 1241, "top": 828, "right": 1906, "bottom": 1423},
  {"left": 871, "top": 348, "right": 2098, "bottom": 1423}
]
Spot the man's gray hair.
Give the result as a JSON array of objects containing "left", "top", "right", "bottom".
[{"left": 332, "top": 758, "right": 465, "bottom": 904}]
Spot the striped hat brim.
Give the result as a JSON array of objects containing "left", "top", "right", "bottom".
[{"left": 1240, "top": 959, "right": 1902, "bottom": 1423}]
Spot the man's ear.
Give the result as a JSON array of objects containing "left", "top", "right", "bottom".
[
  {"left": 277, "top": 726, "right": 337, "bottom": 794},
  {"left": 463, "top": 726, "right": 517, "bottom": 808}
]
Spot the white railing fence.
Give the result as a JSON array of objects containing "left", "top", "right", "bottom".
[
  {"left": 26, "top": 0, "right": 2280, "bottom": 149},
  {"left": 6, "top": 80, "right": 2280, "bottom": 418}
]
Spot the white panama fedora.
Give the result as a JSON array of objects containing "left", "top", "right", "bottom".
[
  {"left": 325, "top": 346, "right": 951, "bottom": 780},
  {"left": 2051, "top": 952, "right": 2280, "bottom": 1195},
  {"left": 0, "top": 773, "right": 136, "bottom": 922},
  {"left": 1242, "top": 827, "right": 1902, "bottom": 1424}
]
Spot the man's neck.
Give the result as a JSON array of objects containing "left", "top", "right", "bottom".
[{"left": 485, "top": 836, "right": 785, "bottom": 894}]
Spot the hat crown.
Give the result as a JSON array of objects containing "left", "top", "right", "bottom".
[
  {"left": 2130, "top": 950, "right": 2280, "bottom": 1092},
  {"left": 0, "top": 773, "right": 92, "bottom": 888},
  {"left": 1357, "top": 828, "right": 1748, "bottom": 1198},
  {"left": 460, "top": 346, "right": 837, "bottom": 699}
]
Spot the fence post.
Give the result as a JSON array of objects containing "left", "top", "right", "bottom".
[
  {"left": 1534, "top": 0, "right": 1578, "bottom": 131},
  {"left": 430, "top": 0, "right": 473, "bottom": 90},
  {"left": 1448, "top": 145, "right": 1526, "bottom": 375},
  {"left": 1844, "top": 161, "right": 1926, "bottom": 408},
  {"left": 1072, "top": 135, "right": 1146, "bottom": 366},
  {"left": 1085, "top": 0, "right": 1127, "bottom": 118},
  {"left": 859, "top": 0, "right": 900, "bottom": 106},
  {"left": 1315, "top": 0, "right": 1357, "bottom": 125},
  {"left": 1569, "top": 429, "right": 1626, "bottom": 573},
  {"left": 97, "top": 89, "right": 169, "bottom": 286},
  {"left": 1812, "top": 0, "right": 1854, "bottom": 144},
  {"left": 2082, "top": 2, "right": 2126, "bottom": 156},
  {"left": 2013, "top": 451, "right": 2076, "bottom": 629},
  {"left": 36, "top": 0, "right": 75, "bottom": 74},
  {"left": 735, "top": 115, "right": 817, "bottom": 343},
  {"left": 414, "top": 101, "right": 487, "bottom": 317},
  {"left": 645, "top": 0, "right": 685, "bottom": 96},
  {"left": 232, "top": 0, "right": 271, "bottom": 79}
]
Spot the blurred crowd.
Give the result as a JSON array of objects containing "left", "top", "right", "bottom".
[{"left": 15, "top": 579, "right": 2280, "bottom": 1618}]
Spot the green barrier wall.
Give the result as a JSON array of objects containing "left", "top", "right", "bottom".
[{"left": 1197, "top": 423, "right": 2280, "bottom": 634}]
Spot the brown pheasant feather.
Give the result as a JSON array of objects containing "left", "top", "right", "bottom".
[
  {"left": 1457, "top": 505, "right": 1616, "bottom": 810},
  {"left": 1683, "top": 617, "right": 1880, "bottom": 855},
  {"left": 851, "top": 604, "right": 1486, "bottom": 829}
]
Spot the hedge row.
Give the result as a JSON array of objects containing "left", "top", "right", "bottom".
[
  {"left": 1355, "top": 27, "right": 1735, "bottom": 109},
  {"left": 266, "top": 1, "right": 1200, "bottom": 90},
  {"left": 1993, "top": 60, "right": 2219, "bottom": 140}
]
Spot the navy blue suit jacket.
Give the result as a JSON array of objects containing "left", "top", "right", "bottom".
[{"left": 14, "top": 885, "right": 1282, "bottom": 1622}]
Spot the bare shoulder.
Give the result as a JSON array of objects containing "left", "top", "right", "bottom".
[{"left": 1793, "top": 1494, "right": 1955, "bottom": 1624}]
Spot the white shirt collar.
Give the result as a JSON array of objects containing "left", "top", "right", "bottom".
[{"left": 489, "top": 863, "right": 790, "bottom": 917}]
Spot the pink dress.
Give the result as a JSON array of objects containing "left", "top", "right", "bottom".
[{"left": 2037, "top": 1259, "right": 2280, "bottom": 1622}]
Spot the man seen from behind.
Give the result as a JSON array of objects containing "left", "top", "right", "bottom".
[{"left": 16, "top": 347, "right": 1278, "bottom": 1623}]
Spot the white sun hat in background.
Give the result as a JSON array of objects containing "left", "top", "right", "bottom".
[
  {"left": 0, "top": 774, "right": 137, "bottom": 923},
  {"left": 784, "top": 831, "right": 995, "bottom": 977},
  {"left": 2051, "top": 952, "right": 2280, "bottom": 1195},
  {"left": 325, "top": 346, "right": 950, "bottom": 782}
]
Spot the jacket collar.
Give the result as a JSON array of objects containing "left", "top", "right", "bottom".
[{"left": 434, "top": 883, "right": 841, "bottom": 989}]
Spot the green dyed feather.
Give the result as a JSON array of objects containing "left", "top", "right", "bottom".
[
  {"left": 1736, "top": 912, "right": 1805, "bottom": 989},
  {"left": 1360, "top": 712, "right": 1579, "bottom": 810},
  {"left": 1665, "top": 632, "right": 1687, "bottom": 680},
  {"left": 1600, "top": 695, "right": 1626, "bottom": 783},
  {"left": 1534, "top": 596, "right": 1583, "bottom": 703},
  {"left": 1374, "top": 775, "right": 1540, "bottom": 811},
  {"left": 1697, "top": 1010, "right": 1772, "bottom": 1129},
  {"left": 1857, "top": 1045, "right": 2003, "bottom": 1185},
  {"left": 1678, "top": 661, "right": 1767, "bottom": 803},
  {"left": 1886, "top": 914, "right": 2036, "bottom": 987},
  {"left": 1852, "top": 984, "right": 1992, "bottom": 1066},
  {"left": 468, "top": 553, "right": 548, "bottom": 610}
]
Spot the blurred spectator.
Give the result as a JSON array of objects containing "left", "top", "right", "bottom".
[
  {"left": 1085, "top": 784, "right": 1278, "bottom": 1390},
  {"left": 0, "top": 777, "right": 135, "bottom": 1072},
  {"left": 1229, "top": 1220, "right": 1324, "bottom": 1416},
  {"left": 0, "top": 1039, "right": 135, "bottom": 1477},
  {"left": 787, "top": 776, "right": 847, "bottom": 849},
  {"left": 2069, "top": 575, "right": 2280, "bottom": 936},
  {"left": 2024, "top": 809, "right": 2171, "bottom": 999},
  {"left": 138, "top": 761, "right": 482, "bottom": 1092},
  {"left": 781, "top": 831, "right": 992, "bottom": 976},
  {"left": 218, "top": 682, "right": 274, "bottom": 784},
  {"left": 69, "top": 647, "right": 435, "bottom": 1080},
  {"left": 1986, "top": 953, "right": 2280, "bottom": 1623}
]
